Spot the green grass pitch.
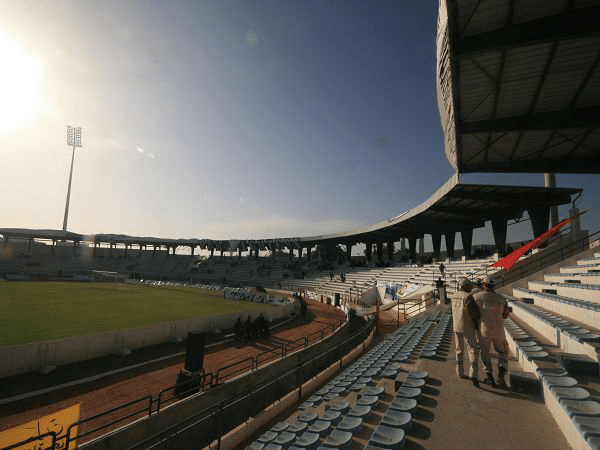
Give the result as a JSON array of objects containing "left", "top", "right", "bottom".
[{"left": 0, "top": 282, "right": 270, "bottom": 346}]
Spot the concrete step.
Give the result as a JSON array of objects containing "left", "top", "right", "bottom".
[
  {"left": 513, "top": 287, "right": 600, "bottom": 331},
  {"left": 526, "top": 280, "right": 600, "bottom": 303}
]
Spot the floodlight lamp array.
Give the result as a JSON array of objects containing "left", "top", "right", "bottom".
[{"left": 67, "top": 125, "right": 82, "bottom": 147}]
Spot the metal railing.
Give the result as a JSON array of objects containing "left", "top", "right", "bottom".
[
  {"left": 495, "top": 230, "right": 598, "bottom": 288},
  {"left": 0, "top": 315, "right": 346, "bottom": 450},
  {"left": 64, "top": 396, "right": 153, "bottom": 449},
  {"left": 127, "top": 317, "right": 375, "bottom": 450}
]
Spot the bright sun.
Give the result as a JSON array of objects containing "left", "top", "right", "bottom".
[{"left": 0, "top": 33, "right": 42, "bottom": 134}]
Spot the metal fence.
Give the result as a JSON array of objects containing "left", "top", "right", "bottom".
[
  {"left": 123, "top": 318, "right": 375, "bottom": 450},
  {"left": 1, "top": 317, "right": 349, "bottom": 450}
]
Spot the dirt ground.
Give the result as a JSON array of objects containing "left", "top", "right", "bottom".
[{"left": 0, "top": 299, "right": 345, "bottom": 440}]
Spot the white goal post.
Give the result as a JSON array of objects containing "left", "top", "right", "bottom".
[{"left": 91, "top": 270, "right": 128, "bottom": 286}]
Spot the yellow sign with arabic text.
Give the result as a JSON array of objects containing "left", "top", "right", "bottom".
[{"left": 0, "top": 403, "right": 79, "bottom": 449}]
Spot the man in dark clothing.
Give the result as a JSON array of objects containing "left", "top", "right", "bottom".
[
  {"left": 244, "top": 316, "right": 253, "bottom": 340},
  {"left": 233, "top": 317, "right": 243, "bottom": 342},
  {"left": 300, "top": 298, "right": 308, "bottom": 319}
]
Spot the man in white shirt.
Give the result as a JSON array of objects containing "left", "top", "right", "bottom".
[
  {"left": 473, "top": 275, "right": 510, "bottom": 387},
  {"left": 451, "top": 278, "right": 479, "bottom": 387}
]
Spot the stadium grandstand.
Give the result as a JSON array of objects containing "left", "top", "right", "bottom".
[{"left": 2, "top": 0, "right": 600, "bottom": 449}]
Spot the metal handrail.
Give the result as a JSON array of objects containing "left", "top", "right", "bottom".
[
  {"left": 214, "top": 356, "right": 254, "bottom": 385},
  {"left": 126, "top": 317, "right": 375, "bottom": 450},
  {"left": 2, "top": 432, "right": 56, "bottom": 450},
  {"left": 157, "top": 371, "right": 206, "bottom": 413},
  {"left": 65, "top": 395, "right": 153, "bottom": 448}
]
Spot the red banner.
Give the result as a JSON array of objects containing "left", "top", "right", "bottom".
[{"left": 490, "top": 213, "right": 579, "bottom": 271}]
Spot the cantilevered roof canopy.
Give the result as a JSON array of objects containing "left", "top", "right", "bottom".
[
  {"left": 0, "top": 176, "right": 582, "bottom": 251},
  {"left": 437, "top": 0, "right": 600, "bottom": 174},
  {"left": 299, "top": 174, "right": 582, "bottom": 246}
]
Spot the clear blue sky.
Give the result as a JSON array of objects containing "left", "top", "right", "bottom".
[{"left": 1, "top": 1, "right": 597, "bottom": 248}]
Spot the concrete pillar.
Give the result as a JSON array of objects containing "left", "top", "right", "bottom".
[
  {"left": 346, "top": 244, "right": 352, "bottom": 261},
  {"left": 376, "top": 243, "right": 383, "bottom": 262},
  {"left": 387, "top": 241, "right": 394, "bottom": 261},
  {"left": 139, "top": 244, "right": 143, "bottom": 256},
  {"left": 289, "top": 246, "right": 294, "bottom": 261},
  {"left": 93, "top": 242, "right": 97, "bottom": 256},
  {"left": 400, "top": 238, "right": 405, "bottom": 256},
  {"left": 491, "top": 218, "right": 508, "bottom": 256},
  {"left": 408, "top": 237, "right": 417, "bottom": 262},
  {"left": 153, "top": 245, "right": 157, "bottom": 258},
  {"left": 365, "top": 244, "right": 372, "bottom": 261},
  {"left": 418, "top": 238, "right": 424, "bottom": 257},
  {"left": 52, "top": 239, "right": 55, "bottom": 255},
  {"left": 444, "top": 232, "right": 456, "bottom": 259},
  {"left": 461, "top": 228, "right": 473, "bottom": 257},
  {"left": 109, "top": 243, "right": 113, "bottom": 258},
  {"left": 570, "top": 207, "right": 581, "bottom": 241},
  {"left": 528, "top": 206, "right": 550, "bottom": 239},
  {"left": 307, "top": 246, "right": 312, "bottom": 261},
  {"left": 210, "top": 248, "right": 214, "bottom": 258},
  {"left": 431, "top": 233, "right": 441, "bottom": 260},
  {"left": 28, "top": 238, "right": 33, "bottom": 253},
  {"left": 545, "top": 173, "right": 559, "bottom": 227}
]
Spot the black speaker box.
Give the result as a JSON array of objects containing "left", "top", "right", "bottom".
[
  {"left": 184, "top": 331, "right": 205, "bottom": 372},
  {"left": 174, "top": 370, "right": 200, "bottom": 398}
]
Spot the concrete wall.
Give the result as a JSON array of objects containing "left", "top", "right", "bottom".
[{"left": 0, "top": 304, "right": 293, "bottom": 378}]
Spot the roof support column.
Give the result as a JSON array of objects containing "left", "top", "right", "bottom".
[
  {"left": 461, "top": 228, "right": 473, "bottom": 257},
  {"left": 419, "top": 238, "right": 424, "bottom": 258},
  {"left": 365, "top": 243, "right": 372, "bottom": 261},
  {"left": 28, "top": 238, "right": 33, "bottom": 253},
  {"left": 376, "top": 243, "right": 383, "bottom": 263},
  {"left": 408, "top": 237, "right": 417, "bottom": 262},
  {"left": 431, "top": 233, "right": 442, "bottom": 260},
  {"left": 387, "top": 241, "right": 394, "bottom": 261},
  {"left": 544, "top": 173, "right": 559, "bottom": 227},
  {"left": 491, "top": 218, "right": 508, "bottom": 256},
  {"left": 93, "top": 242, "right": 97, "bottom": 256},
  {"left": 51, "top": 239, "right": 55, "bottom": 255},
  {"left": 346, "top": 244, "right": 352, "bottom": 261},
  {"left": 444, "top": 232, "right": 456, "bottom": 259},
  {"left": 307, "top": 246, "right": 312, "bottom": 261},
  {"left": 528, "top": 206, "right": 550, "bottom": 239}
]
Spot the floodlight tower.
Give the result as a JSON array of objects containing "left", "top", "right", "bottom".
[{"left": 62, "top": 125, "right": 82, "bottom": 231}]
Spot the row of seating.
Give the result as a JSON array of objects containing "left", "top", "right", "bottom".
[
  {"left": 503, "top": 249, "right": 600, "bottom": 450},
  {"left": 504, "top": 309, "right": 600, "bottom": 449},
  {"left": 419, "top": 313, "right": 452, "bottom": 360},
  {"left": 245, "top": 309, "right": 444, "bottom": 449}
]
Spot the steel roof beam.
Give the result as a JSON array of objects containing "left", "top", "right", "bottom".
[
  {"left": 452, "top": 5, "right": 600, "bottom": 57},
  {"left": 459, "top": 106, "right": 600, "bottom": 133}
]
